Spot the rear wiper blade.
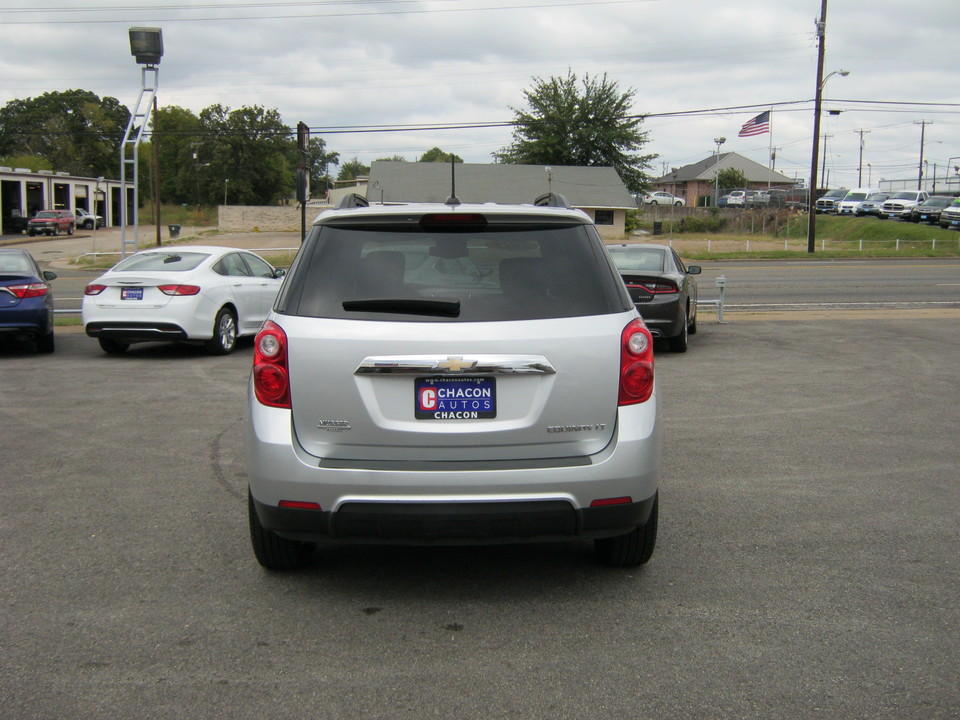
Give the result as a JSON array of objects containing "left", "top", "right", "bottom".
[{"left": 342, "top": 297, "right": 461, "bottom": 317}]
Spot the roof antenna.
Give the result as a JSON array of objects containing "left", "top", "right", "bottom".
[{"left": 445, "top": 156, "right": 460, "bottom": 206}]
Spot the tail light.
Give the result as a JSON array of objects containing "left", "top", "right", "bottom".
[
  {"left": 158, "top": 284, "right": 201, "bottom": 296},
  {"left": 253, "top": 320, "right": 290, "bottom": 408},
  {"left": 619, "top": 318, "right": 654, "bottom": 405},
  {"left": 633, "top": 280, "right": 678, "bottom": 294},
  {"left": 5, "top": 283, "right": 49, "bottom": 299},
  {"left": 84, "top": 284, "right": 106, "bottom": 296}
]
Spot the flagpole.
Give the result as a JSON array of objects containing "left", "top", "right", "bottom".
[{"left": 768, "top": 108, "right": 773, "bottom": 188}]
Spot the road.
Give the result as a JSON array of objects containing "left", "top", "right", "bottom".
[
  {"left": 1, "top": 308, "right": 958, "bottom": 718},
  {"left": 695, "top": 258, "right": 960, "bottom": 311}
]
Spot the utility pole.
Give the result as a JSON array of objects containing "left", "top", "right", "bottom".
[
  {"left": 152, "top": 95, "right": 161, "bottom": 247},
  {"left": 807, "top": 0, "right": 828, "bottom": 254},
  {"left": 915, "top": 120, "right": 931, "bottom": 190},
  {"left": 856, "top": 129, "right": 870, "bottom": 186}
]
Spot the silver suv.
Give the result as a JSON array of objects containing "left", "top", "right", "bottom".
[{"left": 245, "top": 193, "right": 662, "bottom": 569}]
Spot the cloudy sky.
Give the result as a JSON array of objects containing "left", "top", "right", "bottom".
[{"left": 1, "top": 0, "right": 958, "bottom": 190}]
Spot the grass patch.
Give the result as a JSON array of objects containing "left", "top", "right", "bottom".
[{"left": 636, "top": 212, "right": 960, "bottom": 258}]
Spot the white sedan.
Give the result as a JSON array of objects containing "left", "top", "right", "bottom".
[
  {"left": 642, "top": 191, "right": 685, "bottom": 206},
  {"left": 82, "top": 246, "right": 285, "bottom": 355}
]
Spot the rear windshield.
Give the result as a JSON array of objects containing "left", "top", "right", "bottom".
[
  {"left": 111, "top": 252, "right": 208, "bottom": 273},
  {"left": 276, "top": 220, "right": 630, "bottom": 322}
]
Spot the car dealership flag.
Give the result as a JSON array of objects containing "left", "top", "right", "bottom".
[{"left": 739, "top": 111, "right": 770, "bottom": 137}]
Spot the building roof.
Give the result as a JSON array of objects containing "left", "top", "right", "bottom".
[
  {"left": 658, "top": 152, "right": 793, "bottom": 184},
  {"left": 366, "top": 161, "right": 636, "bottom": 209}
]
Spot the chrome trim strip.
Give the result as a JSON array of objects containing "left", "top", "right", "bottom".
[{"left": 355, "top": 354, "right": 556, "bottom": 376}]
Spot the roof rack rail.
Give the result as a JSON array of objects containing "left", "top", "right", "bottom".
[
  {"left": 533, "top": 192, "right": 571, "bottom": 208},
  {"left": 338, "top": 193, "right": 369, "bottom": 209}
]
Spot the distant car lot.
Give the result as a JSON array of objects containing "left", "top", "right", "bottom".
[{"left": 2, "top": 313, "right": 958, "bottom": 719}]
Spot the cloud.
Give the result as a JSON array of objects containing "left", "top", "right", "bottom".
[{"left": 1, "top": 0, "right": 956, "bottom": 188}]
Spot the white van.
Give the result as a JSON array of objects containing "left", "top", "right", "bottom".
[{"left": 836, "top": 188, "right": 880, "bottom": 216}]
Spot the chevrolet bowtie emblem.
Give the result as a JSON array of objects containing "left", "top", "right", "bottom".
[{"left": 435, "top": 356, "right": 477, "bottom": 373}]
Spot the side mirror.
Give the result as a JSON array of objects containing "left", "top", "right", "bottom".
[
  {"left": 687, "top": 266, "right": 702, "bottom": 275},
  {"left": 274, "top": 268, "right": 286, "bottom": 278},
  {"left": 43, "top": 270, "right": 58, "bottom": 281}
]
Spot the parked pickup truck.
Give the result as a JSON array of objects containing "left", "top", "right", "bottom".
[
  {"left": 74, "top": 208, "right": 104, "bottom": 230},
  {"left": 814, "top": 188, "right": 849, "bottom": 214},
  {"left": 879, "top": 191, "right": 929, "bottom": 219},
  {"left": 27, "top": 210, "right": 76, "bottom": 236},
  {"left": 2, "top": 209, "right": 30, "bottom": 235}
]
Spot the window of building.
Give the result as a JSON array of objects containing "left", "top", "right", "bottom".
[{"left": 594, "top": 210, "right": 614, "bottom": 225}]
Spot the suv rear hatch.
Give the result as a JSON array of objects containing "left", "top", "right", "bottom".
[{"left": 274, "top": 209, "right": 635, "bottom": 463}]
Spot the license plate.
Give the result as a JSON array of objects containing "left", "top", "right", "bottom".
[
  {"left": 415, "top": 376, "right": 496, "bottom": 419},
  {"left": 953, "top": 220, "right": 959, "bottom": 226},
  {"left": 920, "top": 214, "right": 929, "bottom": 220},
  {"left": 121, "top": 287, "right": 144, "bottom": 300}
]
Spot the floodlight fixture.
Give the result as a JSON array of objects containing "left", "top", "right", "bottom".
[{"left": 129, "top": 27, "right": 163, "bottom": 65}]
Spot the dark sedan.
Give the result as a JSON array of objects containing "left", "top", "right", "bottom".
[
  {"left": 607, "top": 243, "right": 700, "bottom": 353},
  {"left": 0, "top": 248, "right": 57, "bottom": 353},
  {"left": 908, "top": 195, "right": 956, "bottom": 224}
]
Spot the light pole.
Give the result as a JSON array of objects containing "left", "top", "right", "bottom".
[
  {"left": 713, "top": 137, "right": 726, "bottom": 206},
  {"left": 224, "top": 178, "right": 230, "bottom": 206},
  {"left": 806, "top": 45, "right": 848, "bottom": 253},
  {"left": 120, "top": 26, "right": 163, "bottom": 257}
]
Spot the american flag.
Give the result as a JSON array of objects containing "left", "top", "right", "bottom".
[{"left": 738, "top": 111, "right": 770, "bottom": 137}]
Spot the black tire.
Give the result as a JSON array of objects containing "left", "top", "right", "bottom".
[
  {"left": 98, "top": 337, "right": 129, "bottom": 354},
  {"left": 650, "top": 200, "right": 659, "bottom": 205},
  {"left": 248, "top": 489, "right": 313, "bottom": 570},
  {"left": 674, "top": 201, "right": 682, "bottom": 206},
  {"left": 84, "top": 220, "right": 94, "bottom": 230},
  {"left": 594, "top": 493, "right": 658, "bottom": 567},
  {"left": 52, "top": 227, "right": 60, "bottom": 236},
  {"left": 37, "top": 330, "right": 55, "bottom": 354},
  {"left": 667, "top": 308, "right": 688, "bottom": 352},
  {"left": 206, "top": 307, "right": 237, "bottom": 355},
  {"left": 688, "top": 303, "right": 698, "bottom": 335},
  {"left": 67, "top": 224, "right": 74, "bottom": 235}
]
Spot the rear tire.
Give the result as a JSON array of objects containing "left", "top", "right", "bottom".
[
  {"left": 206, "top": 308, "right": 237, "bottom": 355},
  {"left": 37, "top": 330, "right": 55, "bottom": 354},
  {"left": 248, "top": 489, "right": 313, "bottom": 570},
  {"left": 98, "top": 338, "right": 129, "bottom": 354},
  {"left": 594, "top": 493, "right": 658, "bottom": 567},
  {"left": 667, "top": 309, "right": 688, "bottom": 352}
]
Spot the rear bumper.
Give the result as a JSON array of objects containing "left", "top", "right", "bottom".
[
  {"left": 251, "top": 494, "right": 657, "bottom": 545},
  {"left": 85, "top": 321, "right": 188, "bottom": 342},
  {"left": 635, "top": 296, "right": 684, "bottom": 338},
  {"left": 245, "top": 383, "right": 662, "bottom": 545},
  {"left": 0, "top": 304, "right": 53, "bottom": 335}
]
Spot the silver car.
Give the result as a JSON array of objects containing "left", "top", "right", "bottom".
[{"left": 245, "top": 194, "right": 662, "bottom": 569}]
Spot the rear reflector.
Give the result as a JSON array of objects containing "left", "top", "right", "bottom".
[
  {"left": 590, "top": 497, "right": 633, "bottom": 507},
  {"left": 279, "top": 500, "right": 322, "bottom": 510}
]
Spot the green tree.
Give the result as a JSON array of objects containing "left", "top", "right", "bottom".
[
  {"left": 337, "top": 157, "right": 370, "bottom": 182},
  {"left": 197, "top": 104, "right": 294, "bottom": 205},
  {"left": 494, "top": 70, "right": 656, "bottom": 194},
  {"left": 149, "top": 105, "right": 202, "bottom": 206},
  {"left": 0, "top": 154, "right": 52, "bottom": 172},
  {"left": 716, "top": 167, "right": 747, "bottom": 193},
  {"left": 0, "top": 90, "right": 129, "bottom": 178},
  {"left": 418, "top": 147, "right": 463, "bottom": 163},
  {"left": 304, "top": 137, "right": 339, "bottom": 197}
]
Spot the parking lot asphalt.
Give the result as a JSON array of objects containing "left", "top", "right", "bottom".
[{"left": 1, "top": 312, "right": 958, "bottom": 719}]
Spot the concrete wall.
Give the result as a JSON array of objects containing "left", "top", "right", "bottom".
[
  {"left": 218, "top": 205, "right": 332, "bottom": 232},
  {"left": 220, "top": 204, "right": 632, "bottom": 239}
]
